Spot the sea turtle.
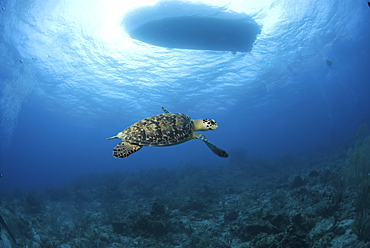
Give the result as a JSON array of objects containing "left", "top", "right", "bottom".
[{"left": 107, "top": 107, "right": 228, "bottom": 158}]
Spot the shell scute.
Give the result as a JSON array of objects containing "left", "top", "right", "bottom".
[{"left": 122, "top": 113, "right": 194, "bottom": 146}]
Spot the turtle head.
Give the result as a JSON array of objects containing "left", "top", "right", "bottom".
[{"left": 193, "top": 119, "right": 218, "bottom": 131}]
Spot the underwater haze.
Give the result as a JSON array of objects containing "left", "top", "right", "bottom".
[
  {"left": 2, "top": 0, "right": 370, "bottom": 247},
  {"left": 0, "top": 0, "right": 370, "bottom": 191}
]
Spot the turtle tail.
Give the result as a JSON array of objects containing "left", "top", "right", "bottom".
[
  {"left": 106, "top": 136, "right": 118, "bottom": 140},
  {"left": 193, "top": 133, "right": 229, "bottom": 158},
  {"left": 113, "top": 142, "right": 142, "bottom": 158}
]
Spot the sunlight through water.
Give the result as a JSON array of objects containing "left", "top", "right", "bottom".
[{"left": 0, "top": 0, "right": 367, "bottom": 153}]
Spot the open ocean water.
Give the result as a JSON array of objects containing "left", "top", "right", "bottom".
[{"left": 0, "top": 0, "right": 370, "bottom": 247}]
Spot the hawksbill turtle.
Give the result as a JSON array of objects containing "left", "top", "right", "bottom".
[{"left": 107, "top": 107, "right": 228, "bottom": 158}]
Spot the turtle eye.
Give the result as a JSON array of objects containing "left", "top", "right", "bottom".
[{"left": 208, "top": 119, "right": 216, "bottom": 126}]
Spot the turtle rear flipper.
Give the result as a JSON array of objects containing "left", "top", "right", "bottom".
[
  {"left": 193, "top": 133, "right": 229, "bottom": 158},
  {"left": 113, "top": 142, "right": 142, "bottom": 158}
]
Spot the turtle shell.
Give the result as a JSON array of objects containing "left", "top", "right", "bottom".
[{"left": 121, "top": 113, "right": 194, "bottom": 146}]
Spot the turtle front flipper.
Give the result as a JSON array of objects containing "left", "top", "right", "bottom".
[
  {"left": 193, "top": 133, "right": 229, "bottom": 158},
  {"left": 113, "top": 142, "right": 142, "bottom": 158}
]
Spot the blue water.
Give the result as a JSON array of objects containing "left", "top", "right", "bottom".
[{"left": 0, "top": 0, "right": 369, "bottom": 191}]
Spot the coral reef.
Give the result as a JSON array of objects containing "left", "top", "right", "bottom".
[
  {"left": 1, "top": 125, "right": 370, "bottom": 247},
  {"left": 345, "top": 124, "right": 370, "bottom": 243}
]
